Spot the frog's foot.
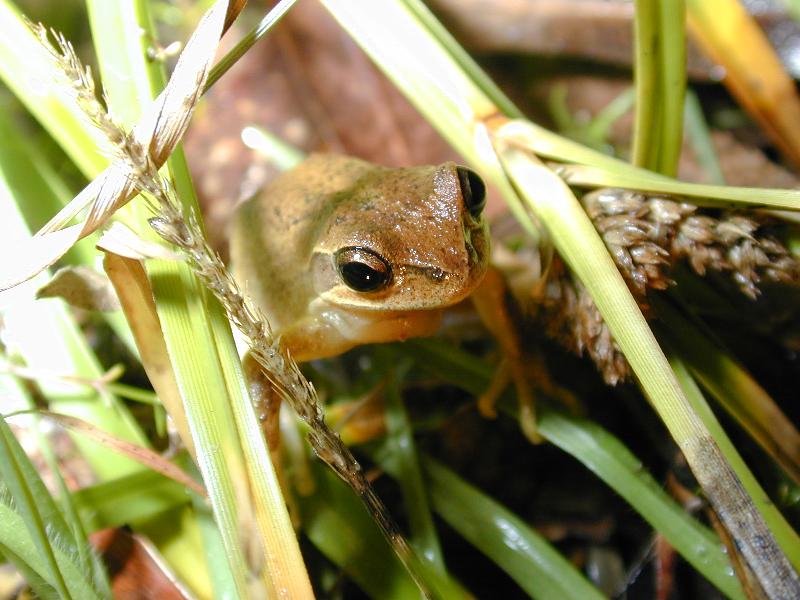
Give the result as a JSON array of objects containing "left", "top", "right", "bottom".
[
  {"left": 473, "top": 267, "right": 582, "bottom": 444},
  {"left": 476, "top": 359, "right": 509, "bottom": 420},
  {"left": 512, "top": 361, "right": 540, "bottom": 444},
  {"left": 472, "top": 268, "right": 540, "bottom": 443},
  {"left": 327, "top": 383, "right": 388, "bottom": 445},
  {"left": 477, "top": 351, "right": 581, "bottom": 444},
  {"left": 475, "top": 356, "right": 541, "bottom": 444}
]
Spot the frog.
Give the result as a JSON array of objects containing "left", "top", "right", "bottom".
[
  {"left": 230, "top": 153, "right": 490, "bottom": 362},
  {"left": 230, "top": 153, "right": 540, "bottom": 445}
]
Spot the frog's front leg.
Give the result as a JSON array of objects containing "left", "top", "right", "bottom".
[
  {"left": 243, "top": 351, "right": 283, "bottom": 449},
  {"left": 471, "top": 267, "right": 578, "bottom": 444},
  {"left": 471, "top": 268, "right": 541, "bottom": 443},
  {"left": 244, "top": 304, "right": 444, "bottom": 449}
]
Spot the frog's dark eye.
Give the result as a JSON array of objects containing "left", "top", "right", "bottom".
[
  {"left": 334, "top": 246, "right": 392, "bottom": 292},
  {"left": 456, "top": 166, "right": 486, "bottom": 218}
]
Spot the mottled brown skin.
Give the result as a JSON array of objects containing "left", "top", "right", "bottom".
[{"left": 230, "top": 153, "right": 489, "bottom": 361}]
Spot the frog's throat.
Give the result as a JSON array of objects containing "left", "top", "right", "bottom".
[{"left": 279, "top": 304, "right": 444, "bottom": 362}]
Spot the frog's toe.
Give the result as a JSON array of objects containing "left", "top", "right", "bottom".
[
  {"left": 512, "top": 368, "right": 543, "bottom": 445},
  {"left": 475, "top": 358, "right": 543, "bottom": 443},
  {"left": 476, "top": 359, "right": 509, "bottom": 419}
]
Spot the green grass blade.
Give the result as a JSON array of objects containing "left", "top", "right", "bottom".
[
  {"left": 37, "top": 426, "right": 108, "bottom": 594},
  {"left": 85, "top": 0, "right": 312, "bottom": 595},
  {"left": 0, "top": 0, "right": 107, "bottom": 178},
  {"left": 0, "top": 419, "right": 71, "bottom": 599},
  {"left": 655, "top": 0, "right": 686, "bottom": 176},
  {"left": 584, "top": 87, "right": 636, "bottom": 147},
  {"left": 86, "top": 0, "right": 164, "bottom": 126},
  {"left": 554, "top": 161, "right": 800, "bottom": 210},
  {"left": 654, "top": 298, "right": 800, "bottom": 486},
  {"left": 632, "top": 0, "right": 689, "bottom": 174},
  {"left": 190, "top": 495, "right": 238, "bottom": 600},
  {"left": 379, "top": 361, "right": 447, "bottom": 574},
  {"left": 405, "top": 339, "right": 745, "bottom": 599},
  {"left": 71, "top": 466, "right": 192, "bottom": 531},
  {"left": 684, "top": 89, "right": 726, "bottom": 185},
  {"left": 402, "top": 0, "right": 523, "bottom": 119},
  {"left": 0, "top": 416, "right": 109, "bottom": 600},
  {"left": 497, "top": 148, "right": 799, "bottom": 595},
  {"left": 297, "top": 459, "right": 420, "bottom": 599},
  {"left": 205, "top": 0, "right": 298, "bottom": 91},
  {"left": 539, "top": 413, "right": 744, "bottom": 599},
  {"left": 0, "top": 541, "right": 59, "bottom": 600},
  {"left": 632, "top": 0, "right": 659, "bottom": 169},
  {"left": 423, "top": 457, "right": 605, "bottom": 600}
]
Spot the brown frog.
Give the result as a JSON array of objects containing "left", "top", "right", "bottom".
[
  {"left": 230, "top": 153, "right": 542, "bottom": 444},
  {"left": 230, "top": 153, "right": 490, "bottom": 362}
]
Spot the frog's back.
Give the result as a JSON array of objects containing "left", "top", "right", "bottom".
[{"left": 230, "top": 154, "right": 375, "bottom": 330}]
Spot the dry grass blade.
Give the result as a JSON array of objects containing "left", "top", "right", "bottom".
[
  {"left": 687, "top": 0, "right": 800, "bottom": 169},
  {"left": 0, "top": 0, "right": 243, "bottom": 292},
  {"left": 103, "top": 253, "right": 194, "bottom": 458},
  {"left": 37, "top": 411, "right": 206, "bottom": 498}
]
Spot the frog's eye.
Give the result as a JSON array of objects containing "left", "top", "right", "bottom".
[
  {"left": 334, "top": 246, "right": 392, "bottom": 292},
  {"left": 456, "top": 166, "right": 486, "bottom": 217}
]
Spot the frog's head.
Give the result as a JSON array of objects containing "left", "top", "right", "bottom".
[{"left": 311, "top": 161, "right": 490, "bottom": 313}]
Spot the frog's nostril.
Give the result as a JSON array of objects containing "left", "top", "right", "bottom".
[
  {"left": 456, "top": 166, "right": 486, "bottom": 217},
  {"left": 425, "top": 266, "right": 447, "bottom": 282}
]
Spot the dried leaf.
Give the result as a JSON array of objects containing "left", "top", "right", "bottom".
[
  {"left": 102, "top": 252, "right": 193, "bottom": 459},
  {"left": 36, "top": 266, "right": 120, "bottom": 311},
  {"left": 90, "top": 529, "right": 188, "bottom": 600}
]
